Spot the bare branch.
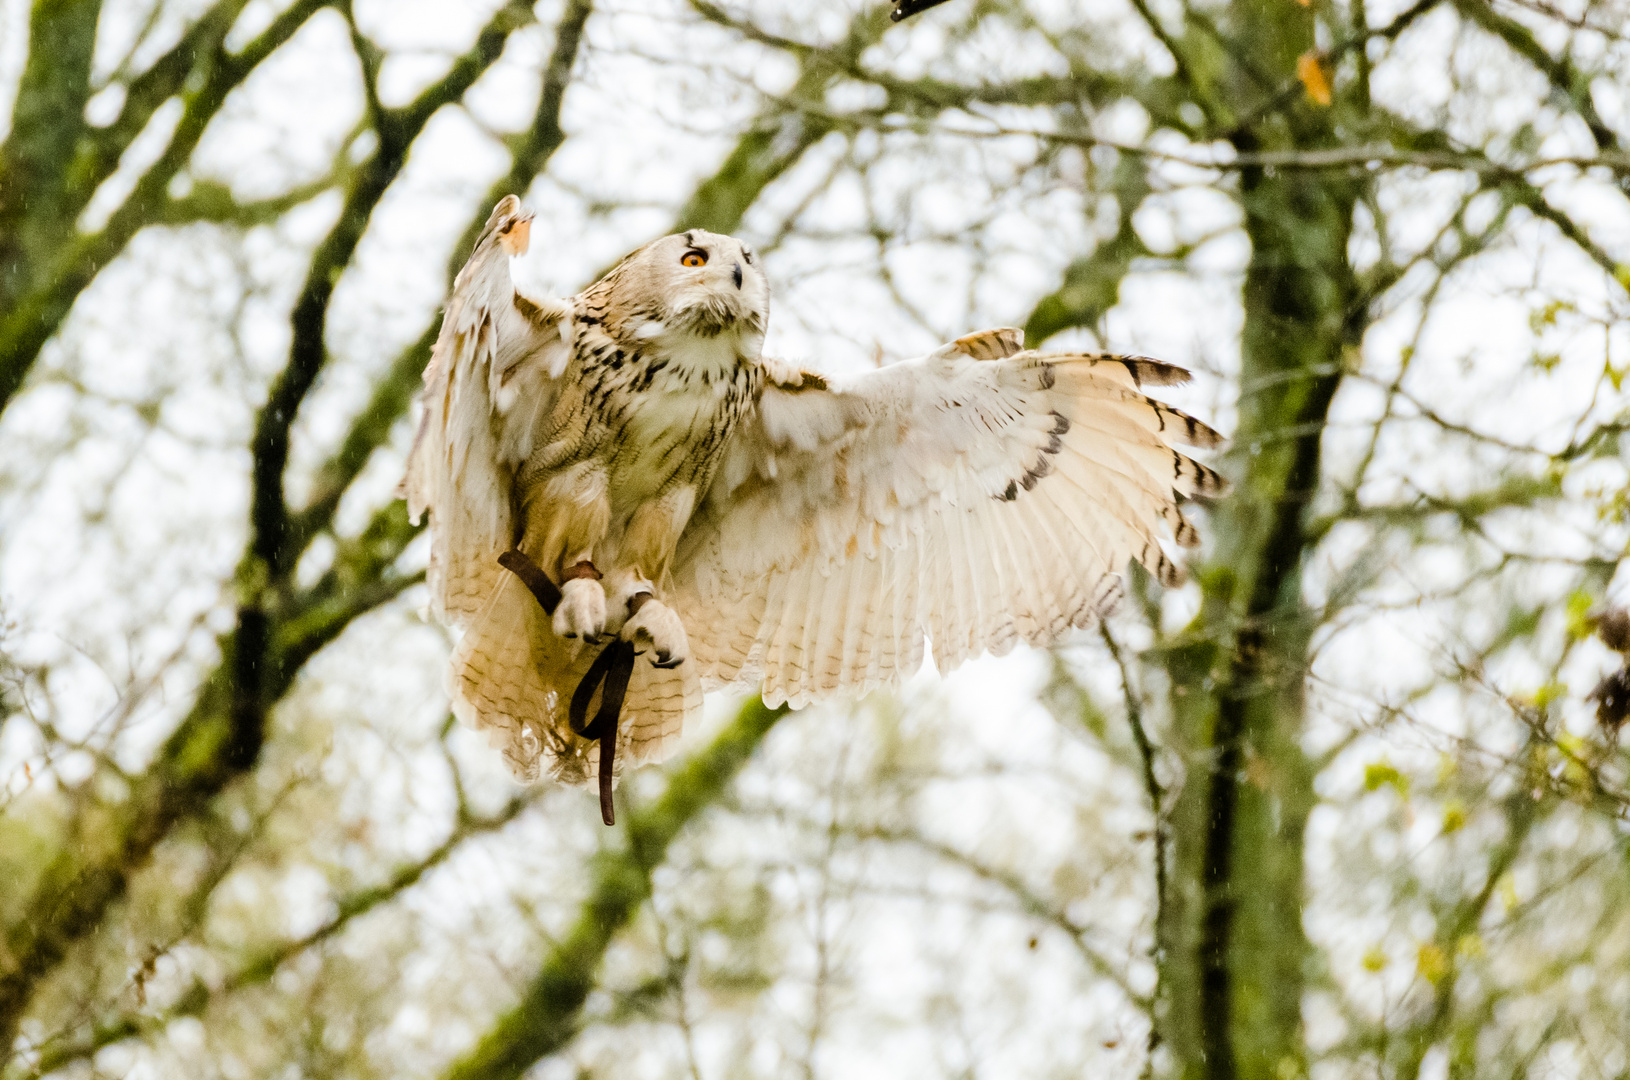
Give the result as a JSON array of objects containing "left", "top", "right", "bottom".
[
  {"left": 288, "top": 0, "right": 597, "bottom": 552},
  {"left": 0, "top": 0, "right": 333, "bottom": 421},
  {"left": 28, "top": 794, "right": 539, "bottom": 1075},
  {"left": 439, "top": 698, "right": 790, "bottom": 1080},
  {"left": 0, "top": 3, "right": 538, "bottom": 1043},
  {"left": 1101, "top": 624, "right": 1168, "bottom": 1076},
  {"left": 248, "top": 0, "right": 537, "bottom": 581},
  {"left": 1453, "top": 0, "right": 1623, "bottom": 161}
]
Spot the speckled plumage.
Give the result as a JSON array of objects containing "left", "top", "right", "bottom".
[{"left": 404, "top": 196, "right": 1227, "bottom": 787}]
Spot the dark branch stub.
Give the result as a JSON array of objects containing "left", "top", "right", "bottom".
[
  {"left": 500, "top": 548, "right": 636, "bottom": 826},
  {"left": 890, "top": 0, "right": 956, "bottom": 21}
]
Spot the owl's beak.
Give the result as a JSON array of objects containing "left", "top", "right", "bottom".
[{"left": 731, "top": 262, "right": 743, "bottom": 290}]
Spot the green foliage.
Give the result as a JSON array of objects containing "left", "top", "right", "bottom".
[{"left": 1363, "top": 759, "right": 1409, "bottom": 798}]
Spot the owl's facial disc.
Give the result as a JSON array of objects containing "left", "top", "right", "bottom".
[{"left": 657, "top": 230, "right": 768, "bottom": 343}]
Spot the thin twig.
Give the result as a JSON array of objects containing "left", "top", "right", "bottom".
[{"left": 1101, "top": 624, "right": 1167, "bottom": 1077}]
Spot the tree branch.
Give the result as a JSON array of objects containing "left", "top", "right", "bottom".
[
  {"left": 0, "top": 0, "right": 333, "bottom": 421},
  {"left": 74, "top": 0, "right": 257, "bottom": 212},
  {"left": 25, "top": 793, "right": 538, "bottom": 1075},
  {"left": 1454, "top": 0, "right": 1622, "bottom": 160},
  {"left": 0, "top": 0, "right": 104, "bottom": 307},
  {"left": 1024, "top": 155, "right": 1151, "bottom": 345},
  {"left": 1101, "top": 625, "right": 1168, "bottom": 1075},
  {"left": 1393, "top": 780, "right": 1538, "bottom": 1079},
  {"left": 158, "top": 170, "right": 350, "bottom": 227},
  {"left": 676, "top": 4, "right": 892, "bottom": 233},
  {"left": 288, "top": 0, "right": 596, "bottom": 552},
  {"left": 844, "top": 823, "right": 1149, "bottom": 1006},
  {"left": 0, "top": 4, "right": 537, "bottom": 1043},
  {"left": 439, "top": 697, "right": 790, "bottom": 1080},
  {"left": 249, "top": 0, "right": 536, "bottom": 580}
]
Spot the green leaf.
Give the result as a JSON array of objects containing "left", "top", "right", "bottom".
[
  {"left": 1364, "top": 759, "right": 1409, "bottom": 797},
  {"left": 1565, "top": 589, "right": 1596, "bottom": 641},
  {"left": 1532, "top": 680, "right": 1567, "bottom": 708},
  {"left": 1417, "top": 942, "right": 1449, "bottom": 984}
]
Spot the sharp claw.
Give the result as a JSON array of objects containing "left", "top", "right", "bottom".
[{"left": 652, "top": 655, "right": 684, "bottom": 669}]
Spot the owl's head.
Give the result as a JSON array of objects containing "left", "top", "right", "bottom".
[{"left": 605, "top": 229, "right": 769, "bottom": 355}]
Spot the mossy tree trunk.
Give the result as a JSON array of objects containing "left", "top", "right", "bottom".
[{"left": 1071, "top": 1, "right": 1362, "bottom": 1075}]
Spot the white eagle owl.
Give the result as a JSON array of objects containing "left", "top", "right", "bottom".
[{"left": 403, "top": 196, "right": 1224, "bottom": 812}]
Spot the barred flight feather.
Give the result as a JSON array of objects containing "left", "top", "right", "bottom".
[{"left": 675, "top": 341, "right": 1228, "bottom": 704}]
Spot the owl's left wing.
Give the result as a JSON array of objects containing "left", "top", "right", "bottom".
[{"left": 670, "top": 329, "right": 1225, "bottom": 708}]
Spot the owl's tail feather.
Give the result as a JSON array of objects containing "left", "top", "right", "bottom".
[
  {"left": 449, "top": 560, "right": 700, "bottom": 799},
  {"left": 449, "top": 573, "right": 562, "bottom": 782}
]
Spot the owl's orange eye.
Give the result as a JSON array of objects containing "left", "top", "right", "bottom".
[{"left": 681, "top": 249, "right": 708, "bottom": 267}]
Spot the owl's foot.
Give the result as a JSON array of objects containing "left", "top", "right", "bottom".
[
  {"left": 621, "top": 593, "right": 688, "bottom": 668},
  {"left": 553, "top": 563, "right": 606, "bottom": 641}
]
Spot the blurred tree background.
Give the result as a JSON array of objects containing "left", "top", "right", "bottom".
[{"left": 1, "top": 0, "right": 1628, "bottom": 1076}]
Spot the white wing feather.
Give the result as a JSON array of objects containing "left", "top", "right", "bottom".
[
  {"left": 402, "top": 196, "right": 571, "bottom": 627},
  {"left": 671, "top": 329, "right": 1225, "bottom": 708}
]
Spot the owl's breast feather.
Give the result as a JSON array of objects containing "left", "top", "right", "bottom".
[{"left": 603, "top": 341, "right": 757, "bottom": 503}]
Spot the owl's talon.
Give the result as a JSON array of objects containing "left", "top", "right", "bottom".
[
  {"left": 553, "top": 577, "right": 606, "bottom": 641},
  {"left": 620, "top": 593, "right": 689, "bottom": 668}
]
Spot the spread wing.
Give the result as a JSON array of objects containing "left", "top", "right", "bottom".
[
  {"left": 670, "top": 328, "right": 1225, "bottom": 708},
  {"left": 402, "top": 195, "right": 572, "bottom": 626}
]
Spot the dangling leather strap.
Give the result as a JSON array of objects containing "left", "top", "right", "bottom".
[
  {"left": 497, "top": 550, "right": 562, "bottom": 613},
  {"left": 566, "top": 639, "right": 635, "bottom": 826},
  {"left": 499, "top": 550, "right": 636, "bottom": 827}
]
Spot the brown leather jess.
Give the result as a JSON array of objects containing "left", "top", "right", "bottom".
[{"left": 496, "top": 550, "right": 635, "bottom": 826}]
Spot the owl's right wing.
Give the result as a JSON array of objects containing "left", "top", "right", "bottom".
[{"left": 402, "top": 196, "right": 572, "bottom": 627}]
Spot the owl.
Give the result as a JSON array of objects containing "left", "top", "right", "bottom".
[{"left": 403, "top": 196, "right": 1224, "bottom": 819}]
